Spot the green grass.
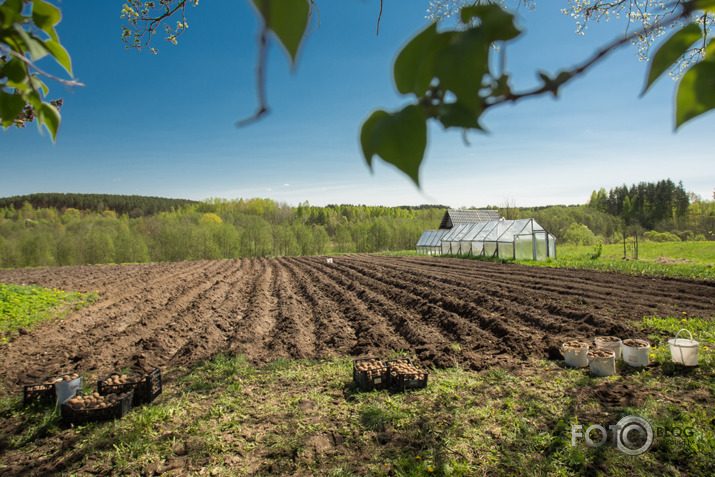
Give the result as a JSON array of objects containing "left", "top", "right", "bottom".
[
  {"left": 407, "top": 242, "right": 715, "bottom": 280},
  {"left": 513, "top": 242, "right": 715, "bottom": 280},
  {"left": 0, "top": 283, "right": 98, "bottom": 342},
  {"left": 2, "top": 347, "right": 713, "bottom": 476},
  {"left": 557, "top": 241, "right": 715, "bottom": 265}
]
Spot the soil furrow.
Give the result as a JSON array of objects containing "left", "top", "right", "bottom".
[{"left": 0, "top": 255, "right": 713, "bottom": 393}]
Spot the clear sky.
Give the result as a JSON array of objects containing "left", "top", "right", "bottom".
[{"left": 1, "top": 1, "right": 713, "bottom": 208}]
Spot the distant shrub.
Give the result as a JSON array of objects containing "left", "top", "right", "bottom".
[
  {"left": 673, "top": 230, "right": 694, "bottom": 241},
  {"left": 694, "top": 234, "right": 706, "bottom": 241},
  {"left": 643, "top": 230, "right": 681, "bottom": 242},
  {"left": 563, "top": 223, "right": 597, "bottom": 246}
]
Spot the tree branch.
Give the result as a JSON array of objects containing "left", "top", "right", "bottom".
[
  {"left": 485, "top": 1, "right": 695, "bottom": 110},
  {"left": 0, "top": 44, "right": 85, "bottom": 90}
]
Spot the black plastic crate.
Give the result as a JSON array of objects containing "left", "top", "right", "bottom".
[
  {"left": 386, "top": 358, "right": 429, "bottom": 392},
  {"left": 353, "top": 358, "right": 388, "bottom": 392},
  {"left": 97, "top": 368, "right": 162, "bottom": 406},
  {"left": 61, "top": 389, "right": 134, "bottom": 425},
  {"left": 23, "top": 374, "right": 82, "bottom": 406},
  {"left": 22, "top": 382, "right": 54, "bottom": 406}
]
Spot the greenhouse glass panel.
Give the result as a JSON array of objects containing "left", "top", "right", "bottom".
[
  {"left": 431, "top": 230, "right": 448, "bottom": 247},
  {"left": 484, "top": 242, "right": 498, "bottom": 257},
  {"left": 535, "top": 232, "right": 547, "bottom": 260},
  {"left": 514, "top": 235, "right": 533, "bottom": 260},
  {"left": 463, "top": 222, "right": 489, "bottom": 240},
  {"left": 459, "top": 240, "right": 473, "bottom": 255},
  {"left": 498, "top": 219, "right": 530, "bottom": 243},
  {"left": 498, "top": 243, "right": 514, "bottom": 260},
  {"left": 548, "top": 235, "right": 556, "bottom": 258}
]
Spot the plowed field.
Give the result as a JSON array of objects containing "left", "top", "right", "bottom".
[{"left": 1, "top": 255, "right": 713, "bottom": 394}]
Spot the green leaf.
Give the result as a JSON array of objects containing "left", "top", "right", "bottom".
[
  {"left": 32, "top": 0, "right": 61, "bottom": 42},
  {"left": 437, "top": 101, "right": 484, "bottom": 130},
  {"left": 38, "top": 101, "right": 60, "bottom": 141},
  {"left": 0, "top": 0, "right": 23, "bottom": 29},
  {"left": 1, "top": 57, "right": 26, "bottom": 83},
  {"left": 360, "top": 105, "right": 427, "bottom": 186},
  {"left": 44, "top": 39, "right": 72, "bottom": 75},
  {"left": 394, "top": 23, "right": 439, "bottom": 96},
  {"left": 693, "top": 0, "right": 715, "bottom": 12},
  {"left": 251, "top": 0, "right": 309, "bottom": 65},
  {"left": 675, "top": 56, "right": 715, "bottom": 128},
  {"left": 460, "top": 4, "right": 520, "bottom": 42},
  {"left": 643, "top": 23, "right": 702, "bottom": 94},
  {"left": 434, "top": 29, "right": 489, "bottom": 108},
  {"left": 0, "top": 91, "right": 25, "bottom": 128},
  {"left": 14, "top": 27, "right": 50, "bottom": 61}
]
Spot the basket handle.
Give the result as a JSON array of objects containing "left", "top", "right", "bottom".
[{"left": 674, "top": 328, "right": 693, "bottom": 342}]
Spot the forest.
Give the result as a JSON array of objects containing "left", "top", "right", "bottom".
[{"left": 0, "top": 179, "right": 712, "bottom": 268}]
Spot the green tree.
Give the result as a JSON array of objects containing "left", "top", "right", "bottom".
[
  {"left": 85, "top": 227, "right": 115, "bottom": 264},
  {"left": 563, "top": 223, "right": 598, "bottom": 246},
  {"left": 115, "top": 222, "right": 149, "bottom": 263}
]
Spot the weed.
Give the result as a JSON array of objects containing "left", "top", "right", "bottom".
[{"left": 0, "top": 284, "right": 98, "bottom": 341}]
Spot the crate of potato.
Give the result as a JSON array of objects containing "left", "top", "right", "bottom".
[
  {"left": 97, "top": 368, "right": 162, "bottom": 406},
  {"left": 386, "top": 358, "right": 428, "bottom": 392},
  {"left": 61, "top": 390, "right": 134, "bottom": 425},
  {"left": 23, "top": 373, "right": 81, "bottom": 406},
  {"left": 353, "top": 358, "right": 389, "bottom": 392}
]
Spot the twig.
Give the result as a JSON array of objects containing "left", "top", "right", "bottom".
[
  {"left": 377, "top": 0, "right": 383, "bottom": 36},
  {"left": 0, "top": 45, "right": 84, "bottom": 90},
  {"left": 237, "top": 3, "right": 271, "bottom": 127},
  {"left": 485, "top": 2, "right": 694, "bottom": 109}
]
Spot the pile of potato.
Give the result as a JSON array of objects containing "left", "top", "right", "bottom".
[
  {"left": 355, "top": 358, "right": 386, "bottom": 378},
  {"left": 65, "top": 392, "right": 128, "bottom": 410},
  {"left": 389, "top": 359, "right": 426, "bottom": 380},
  {"left": 101, "top": 374, "right": 133, "bottom": 387},
  {"left": 623, "top": 339, "right": 649, "bottom": 348},
  {"left": 562, "top": 340, "right": 589, "bottom": 350},
  {"left": 588, "top": 349, "right": 614, "bottom": 358},
  {"left": 25, "top": 374, "right": 80, "bottom": 392}
]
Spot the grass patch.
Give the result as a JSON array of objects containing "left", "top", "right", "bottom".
[
  {"left": 0, "top": 283, "right": 98, "bottom": 342},
  {"left": 2, "top": 351, "right": 714, "bottom": 476},
  {"left": 419, "top": 242, "right": 715, "bottom": 281}
]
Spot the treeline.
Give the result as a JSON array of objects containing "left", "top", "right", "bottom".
[
  {"left": 0, "top": 193, "right": 198, "bottom": 217},
  {"left": 518, "top": 179, "right": 714, "bottom": 245},
  {"left": 0, "top": 198, "right": 446, "bottom": 268},
  {"left": 1, "top": 180, "right": 713, "bottom": 268},
  {"left": 587, "top": 179, "right": 690, "bottom": 230}
]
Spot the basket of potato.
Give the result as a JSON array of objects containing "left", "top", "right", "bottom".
[
  {"left": 23, "top": 373, "right": 81, "bottom": 406},
  {"left": 386, "top": 358, "right": 428, "bottom": 392},
  {"left": 98, "top": 368, "right": 162, "bottom": 406},
  {"left": 61, "top": 390, "right": 134, "bottom": 425},
  {"left": 353, "top": 358, "right": 389, "bottom": 392}
]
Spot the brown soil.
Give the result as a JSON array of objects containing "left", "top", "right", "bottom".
[{"left": 0, "top": 255, "right": 714, "bottom": 395}]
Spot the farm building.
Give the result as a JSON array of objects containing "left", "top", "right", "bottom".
[{"left": 416, "top": 210, "right": 556, "bottom": 260}]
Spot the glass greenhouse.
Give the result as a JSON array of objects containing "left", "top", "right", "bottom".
[
  {"left": 415, "top": 229, "right": 449, "bottom": 255},
  {"left": 416, "top": 218, "right": 556, "bottom": 260}
]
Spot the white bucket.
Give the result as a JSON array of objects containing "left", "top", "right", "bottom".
[
  {"left": 562, "top": 341, "right": 589, "bottom": 368},
  {"left": 55, "top": 376, "right": 82, "bottom": 405},
  {"left": 668, "top": 329, "right": 699, "bottom": 366},
  {"left": 594, "top": 336, "right": 622, "bottom": 360},
  {"left": 588, "top": 349, "right": 616, "bottom": 376},
  {"left": 622, "top": 339, "right": 650, "bottom": 367},
  {"left": 326, "top": 258, "right": 333, "bottom": 264}
]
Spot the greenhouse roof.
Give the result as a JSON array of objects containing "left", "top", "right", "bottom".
[
  {"left": 416, "top": 229, "right": 449, "bottom": 247},
  {"left": 439, "top": 209, "right": 500, "bottom": 229}
]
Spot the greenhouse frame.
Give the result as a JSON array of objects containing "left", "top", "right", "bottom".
[{"left": 416, "top": 218, "right": 556, "bottom": 260}]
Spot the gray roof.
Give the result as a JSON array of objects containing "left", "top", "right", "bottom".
[{"left": 439, "top": 209, "right": 501, "bottom": 229}]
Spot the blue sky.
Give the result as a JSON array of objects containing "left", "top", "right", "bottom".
[{"left": 1, "top": 0, "right": 713, "bottom": 207}]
